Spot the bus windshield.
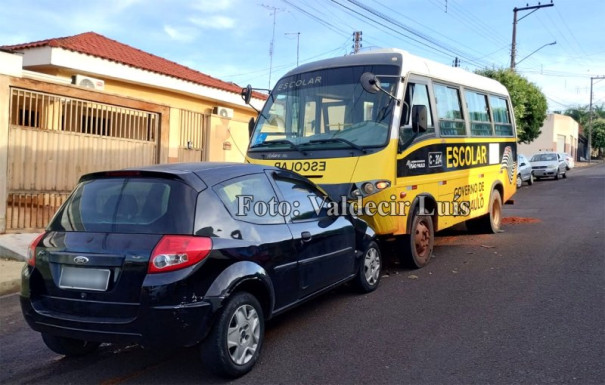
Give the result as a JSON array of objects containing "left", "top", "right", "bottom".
[{"left": 249, "top": 65, "right": 400, "bottom": 153}]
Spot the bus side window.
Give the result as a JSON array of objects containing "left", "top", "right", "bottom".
[
  {"left": 465, "top": 90, "right": 494, "bottom": 136},
  {"left": 434, "top": 83, "right": 466, "bottom": 136},
  {"left": 489, "top": 95, "right": 514, "bottom": 136},
  {"left": 400, "top": 83, "right": 434, "bottom": 146}
]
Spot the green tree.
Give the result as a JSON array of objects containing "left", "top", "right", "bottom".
[
  {"left": 563, "top": 104, "right": 605, "bottom": 157},
  {"left": 476, "top": 68, "right": 548, "bottom": 144}
]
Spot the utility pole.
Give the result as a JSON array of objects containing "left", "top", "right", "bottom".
[
  {"left": 452, "top": 57, "right": 460, "bottom": 67},
  {"left": 352, "top": 31, "right": 362, "bottom": 54},
  {"left": 262, "top": 4, "right": 285, "bottom": 89},
  {"left": 588, "top": 75, "right": 605, "bottom": 163},
  {"left": 510, "top": 1, "right": 554, "bottom": 70},
  {"left": 285, "top": 32, "right": 300, "bottom": 66}
]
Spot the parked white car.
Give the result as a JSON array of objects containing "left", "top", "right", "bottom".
[
  {"left": 559, "top": 152, "right": 575, "bottom": 170},
  {"left": 517, "top": 154, "right": 534, "bottom": 187},
  {"left": 530, "top": 152, "right": 567, "bottom": 180}
]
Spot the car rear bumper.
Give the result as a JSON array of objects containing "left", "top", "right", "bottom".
[
  {"left": 20, "top": 295, "right": 213, "bottom": 347},
  {"left": 532, "top": 169, "right": 557, "bottom": 177}
]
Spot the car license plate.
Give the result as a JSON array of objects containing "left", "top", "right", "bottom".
[{"left": 59, "top": 266, "right": 110, "bottom": 291}]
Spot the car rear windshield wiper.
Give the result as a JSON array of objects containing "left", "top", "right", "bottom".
[
  {"left": 307, "top": 138, "right": 367, "bottom": 153},
  {"left": 250, "top": 139, "right": 303, "bottom": 152}
]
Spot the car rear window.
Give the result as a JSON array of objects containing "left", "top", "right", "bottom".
[
  {"left": 49, "top": 177, "right": 197, "bottom": 234},
  {"left": 531, "top": 154, "right": 557, "bottom": 162}
]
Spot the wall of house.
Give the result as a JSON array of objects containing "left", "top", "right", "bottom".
[
  {"left": 518, "top": 114, "right": 579, "bottom": 159},
  {"left": 29, "top": 66, "right": 256, "bottom": 163},
  {"left": 0, "top": 52, "right": 23, "bottom": 232}
]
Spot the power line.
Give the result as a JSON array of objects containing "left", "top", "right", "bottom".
[{"left": 331, "top": 0, "right": 489, "bottom": 67}]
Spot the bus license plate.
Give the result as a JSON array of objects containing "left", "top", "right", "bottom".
[{"left": 59, "top": 266, "right": 110, "bottom": 291}]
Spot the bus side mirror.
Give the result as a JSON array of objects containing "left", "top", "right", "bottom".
[
  {"left": 360, "top": 72, "right": 381, "bottom": 94},
  {"left": 248, "top": 117, "right": 255, "bottom": 138},
  {"left": 412, "top": 105, "right": 427, "bottom": 133},
  {"left": 241, "top": 85, "right": 252, "bottom": 105}
]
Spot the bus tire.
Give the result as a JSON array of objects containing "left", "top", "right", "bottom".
[
  {"left": 402, "top": 212, "right": 434, "bottom": 268},
  {"left": 466, "top": 189, "right": 502, "bottom": 234}
]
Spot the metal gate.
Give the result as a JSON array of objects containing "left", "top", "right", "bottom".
[
  {"left": 6, "top": 87, "right": 159, "bottom": 231},
  {"left": 177, "top": 109, "right": 208, "bottom": 162}
]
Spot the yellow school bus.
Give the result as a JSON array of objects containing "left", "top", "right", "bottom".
[{"left": 244, "top": 49, "right": 517, "bottom": 268}]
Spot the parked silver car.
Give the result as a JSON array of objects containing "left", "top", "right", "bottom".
[
  {"left": 530, "top": 152, "right": 567, "bottom": 180},
  {"left": 517, "top": 154, "right": 534, "bottom": 187}
]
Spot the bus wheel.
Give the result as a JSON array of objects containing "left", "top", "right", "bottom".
[
  {"left": 466, "top": 190, "right": 502, "bottom": 234},
  {"left": 402, "top": 213, "right": 434, "bottom": 268}
]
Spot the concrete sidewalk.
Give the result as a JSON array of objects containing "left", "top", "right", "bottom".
[{"left": 0, "top": 232, "right": 39, "bottom": 296}]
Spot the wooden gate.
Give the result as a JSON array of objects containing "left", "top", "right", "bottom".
[{"left": 6, "top": 87, "right": 159, "bottom": 231}]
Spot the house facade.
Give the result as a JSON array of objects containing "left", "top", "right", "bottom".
[
  {"left": 0, "top": 32, "right": 265, "bottom": 233},
  {"left": 518, "top": 114, "right": 579, "bottom": 159}
]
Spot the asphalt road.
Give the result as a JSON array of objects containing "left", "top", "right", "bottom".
[{"left": 1, "top": 164, "right": 603, "bottom": 385}]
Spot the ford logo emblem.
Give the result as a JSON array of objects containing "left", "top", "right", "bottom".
[{"left": 73, "top": 256, "right": 89, "bottom": 264}]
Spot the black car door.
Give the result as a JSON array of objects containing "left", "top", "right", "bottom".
[
  {"left": 208, "top": 172, "right": 299, "bottom": 309},
  {"left": 270, "top": 171, "right": 356, "bottom": 298}
]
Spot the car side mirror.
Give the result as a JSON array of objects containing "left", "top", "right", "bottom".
[{"left": 520, "top": 162, "right": 526, "bottom": 167}]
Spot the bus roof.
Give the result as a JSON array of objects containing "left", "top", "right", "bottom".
[{"left": 282, "top": 48, "right": 509, "bottom": 97}]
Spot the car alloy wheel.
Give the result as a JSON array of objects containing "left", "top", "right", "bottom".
[
  {"left": 201, "top": 292, "right": 264, "bottom": 378},
  {"left": 355, "top": 241, "right": 381, "bottom": 292},
  {"left": 227, "top": 303, "right": 261, "bottom": 365}
]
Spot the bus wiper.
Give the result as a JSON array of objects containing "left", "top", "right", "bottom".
[
  {"left": 308, "top": 138, "right": 367, "bottom": 153},
  {"left": 251, "top": 139, "right": 303, "bottom": 152},
  {"left": 375, "top": 98, "right": 394, "bottom": 124}
]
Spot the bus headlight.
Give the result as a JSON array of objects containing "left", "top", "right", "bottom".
[
  {"left": 362, "top": 183, "right": 376, "bottom": 195},
  {"left": 351, "top": 180, "right": 391, "bottom": 198}
]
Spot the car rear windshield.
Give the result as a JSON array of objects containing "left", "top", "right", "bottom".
[
  {"left": 48, "top": 177, "right": 197, "bottom": 234},
  {"left": 531, "top": 154, "right": 557, "bottom": 162}
]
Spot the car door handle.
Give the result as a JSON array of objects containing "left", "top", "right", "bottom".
[{"left": 301, "top": 231, "right": 312, "bottom": 242}]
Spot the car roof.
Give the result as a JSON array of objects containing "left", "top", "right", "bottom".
[{"left": 80, "top": 162, "right": 307, "bottom": 192}]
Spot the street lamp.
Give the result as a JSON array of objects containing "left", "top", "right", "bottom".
[{"left": 515, "top": 41, "right": 556, "bottom": 67}]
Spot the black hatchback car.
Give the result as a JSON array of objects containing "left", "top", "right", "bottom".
[{"left": 21, "top": 162, "right": 381, "bottom": 377}]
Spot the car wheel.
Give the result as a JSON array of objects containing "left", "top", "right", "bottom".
[
  {"left": 201, "top": 292, "right": 264, "bottom": 378},
  {"left": 467, "top": 190, "right": 502, "bottom": 234},
  {"left": 516, "top": 174, "right": 522, "bottom": 188},
  {"left": 555, "top": 170, "right": 560, "bottom": 180},
  {"left": 41, "top": 333, "right": 100, "bottom": 356},
  {"left": 528, "top": 173, "right": 534, "bottom": 185},
  {"left": 401, "top": 211, "right": 434, "bottom": 268},
  {"left": 354, "top": 241, "right": 381, "bottom": 293},
  {"left": 563, "top": 171, "right": 567, "bottom": 178}
]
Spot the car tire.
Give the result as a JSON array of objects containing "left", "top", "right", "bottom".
[
  {"left": 467, "top": 189, "right": 502, "bottom": 234},
  {"left": 516, "top": 174, "right": 522, "bottom": 188},
  {"left": 528, "top": 173, "right": 534, "bottom": 185},
  {"left": 401, "top": 211, "right": 434, "bottom": 268},
  {"left": 201, "top": 292, "right": 264, "bottom": 378},
  {"left": 41, "top": 333, "right": 100, "bottom": 356},
  {"left": 563, "top": 170, "right": 567, "bottom": 179},
  {"left": 354, "top": 241, "right": 381, "bottom": 293},
  {"left": 555, "top": 170, "right": 560, "bottom": 180}
]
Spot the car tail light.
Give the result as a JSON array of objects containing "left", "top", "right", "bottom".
[
  {"left": 148, "top": 235, "right": 212, "bottom": 273},
  {"left": 27, "top": 233, "right": 46, "bottom": 267}
]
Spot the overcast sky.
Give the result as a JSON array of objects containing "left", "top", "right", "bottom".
[{"left": 1, "top": 0, "right": 603, "bottom": 112}]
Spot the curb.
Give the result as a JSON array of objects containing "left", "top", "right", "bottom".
[{"left": 0, "top": 278, "right": 20, "bottom": 296}]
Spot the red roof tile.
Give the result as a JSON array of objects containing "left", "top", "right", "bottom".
[{"left": 2, "top": 32, "right": 266, "bottom": 99}]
